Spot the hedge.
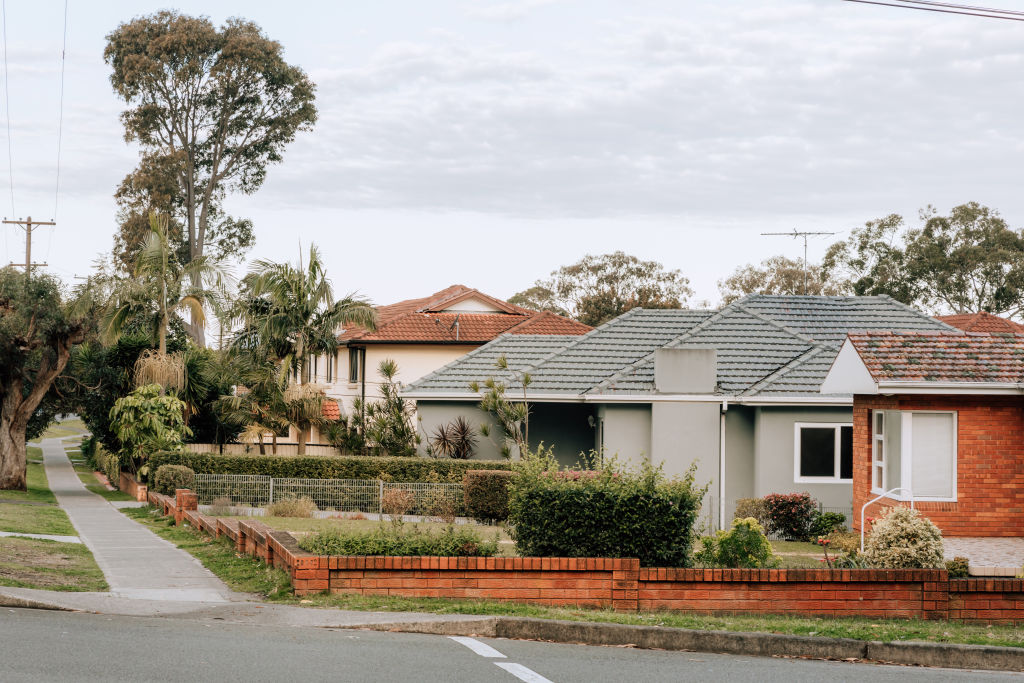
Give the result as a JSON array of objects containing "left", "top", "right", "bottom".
[
  {"left": 145, "top": 451, "right": 513, "bottom": 483},
  {"left": 152, "top": 465, "right": 196, "bottom": 496},
  {"left": 299, "top": 525, "right": 499, "bottom": 557},
  {"left": 463, "top": 470, "right": 516, "bottom": 521},
  {"left": 507, "top": 456, "right": 706, "bottom": 567}
]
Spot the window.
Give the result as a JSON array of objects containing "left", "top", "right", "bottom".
[
  {"left": 873, "top": 411, "right": 886, "bottom": 491},
  {"left": 348, "top": 348, "right": 361, "bottom": 383},
  {"left": 794, "top": 423, "right": 852, "bottom": 483},
  {"left": 327, "top": 352, "right": 333, "bottom": 383}
]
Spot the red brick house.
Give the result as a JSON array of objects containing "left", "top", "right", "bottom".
[{"left": 821, "top": 331, "right": 1024, "bottom": 537}]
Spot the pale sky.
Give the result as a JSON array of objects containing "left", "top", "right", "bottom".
[{"left": 3, "top": 0, "right": 1024, "bottom": 307}]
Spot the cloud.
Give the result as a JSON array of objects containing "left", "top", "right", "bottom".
[{"left": 463, "top": 0, "right": 560, "bottom": 21}]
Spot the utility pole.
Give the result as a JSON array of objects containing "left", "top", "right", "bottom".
[
  {"left": 761, "top": 229, "right": 837, "bottom": 294},
  {"left": 5, "top": 216, "right": 54, "bottom": 279}
]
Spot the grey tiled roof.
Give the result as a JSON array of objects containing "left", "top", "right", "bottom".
[{"left": 405, "top": 295, "right": 955, "bottom": 399}]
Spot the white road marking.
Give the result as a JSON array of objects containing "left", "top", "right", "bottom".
[
  {"left": 448, "top": 636, "right": 507, "bottom": 658},
  {"left": 495, "top": 662, "right": 554, "bottom": 683}
]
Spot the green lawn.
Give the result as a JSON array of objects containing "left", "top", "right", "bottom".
[
  {"left": 0, "top": 503, "right": 77, "bottom": 536},
  {"left": 0, "top": 536, "right": 107, "bottom": 591},
  {"left": 0, "top": 462, "right": 56, "bottom": 505},
  {"left": 126, "top": 504, "right": 1024, "bottom": 649},
  {"left": 71, "top": 464, "right": 134, "bottom": 503},
  {"left": 30, "top": 417, "right": 88, "bottom": 442}
]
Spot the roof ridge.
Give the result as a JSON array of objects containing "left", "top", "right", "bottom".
[
  {"left": 730, "top": 301, "right": 824, "bottom": 347},
  {"left": 589, "top": 306, "right": 733, "bottom": 394},
  {"left": 870, "top": 294, "right": 961, "bottom": 333}
]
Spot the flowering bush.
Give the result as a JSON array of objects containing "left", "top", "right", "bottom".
[
  {"left": 762, "top": 492, "right": 817, "bottom": 541},
  {"left": 696, "top": 517, "right": 777, "bottom": 568},
  {"left": 864, "top": 507, "right": 944, "bottom": 569}
]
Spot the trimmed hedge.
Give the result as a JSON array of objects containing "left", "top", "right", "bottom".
[
  {"left": 463, "top": 470, "right": 516, "bottom": 521},
  {"left": 298, "top": 524, "right": 499, "bottom": 557},
  {"left": 152, "top": 465, "right": 196, "bottom": 495},
  {"left": 508, "top": 456, "right": 706, "bottom": 567},
  {"left": 146, "top": 451, "right": 513, "bottom": 483}
]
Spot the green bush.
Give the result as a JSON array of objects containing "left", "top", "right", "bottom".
[
  {"left": 299, "top": 524, "right": 499, "bottom": 557},
  {"left": 507, "top": 453, "right": 706, "bottom": 567},
  {"left": 864, "top": 507, "right": 945, "bottom": 569},
  {"left": 463, "top": 470, "right": 516, "bottom": 521},
  {"left": 145, "top": 451, "right": 513, "bottom": 483},
  {"left": 695, "top": 517, "right": 778, "bottom": 569},
  {"left": 809, "top": 511, "right": 847, "bottom": 538},
  {"left": 152, "top": 465, "right": 196, "bottom": 496},
  {"left": 266, "top": 496, "right": 317, "bottom": 518},
  {"left": 946, "top": 556, "right": 970, "bottom": 578},
  {"left": 95, "top": 447, "right": 120, "bottom": 486},
  {"left": 733, "top": 498, "right": 769, "bottom": 529},
  {"left": 80, "top": 435, "right": 97, "bottom": 466},
  {"left": 762, "top": 492, "right": 818, "bottom": 541}
]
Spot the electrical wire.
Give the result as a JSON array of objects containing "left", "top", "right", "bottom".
[
  {"left": 841, "top": 0, "right": 1024, "bottom": 21},
  {"left": 1, "top": 0, "right": 13, "bottom": 218}
]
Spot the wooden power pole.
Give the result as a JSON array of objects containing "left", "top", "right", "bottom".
[{"left": 4, "top": 216, "right": 54, "bottom": 278}]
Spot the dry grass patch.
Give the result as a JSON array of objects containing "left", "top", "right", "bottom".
[{"left": 0, "top": 537, "right": 107, "bottom": 591}]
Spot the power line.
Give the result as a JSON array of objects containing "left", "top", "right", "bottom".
[
  {"left": 52, "top": 0, "right": 67, "bottom": 221},
  {"left": 1, "top": 0, "right": 13, "bottom": 218},
  {"left": 841, "top": 0, "right": 1024, "bottom": 21}
]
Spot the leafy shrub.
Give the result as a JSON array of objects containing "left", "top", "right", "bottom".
[
  {"left": 95, "top": 447, "right": 120, "bottom": 486},
  {"left": 267, "top": 496, "right": 318, "bottom": 518},
  {"left": 464, "top": 470, "right": 516, "bottom": 521},
  {"left": 422, "top": 488, "right": 459, "bottom": 523},
  {"left": 80, "top": 435, "right": 97, "bottom": 466},
  {"left": 695, "top": 518, "right": 777, "bottom": 569},
  {"left": 146, "top": 451, "right": 512, "bottom": 483},
  {"left": 429, "top": 416, "right": 478, "bottom": 459},
  {"left": 809, "top": 511, "right": 846, "bottom": 538},
  {"left": 299, "top": 524, "right": 499, "bottom": 557},
  {"left": 864, "top": 507, "right": 944, "bottom": 569},
  {"left": 152, "top": 465, "right": 195, "bottom": 495},
  {"left": 763, "top": 492, "right": 817, "bottom": 541},
  {"left": 109, "top": 384, "right": 191, "bottom": 473},
  {"left": 946, "top": 556, "right": 970, "bottom": 578},
  {"left": 208, "top": 496, "right": 234, "bottom": 517},
  {"left": 825, "top": 530, "right": 860, "bottom": 554},
  {"left": 507, "top": 453, "right": 706, "bottom": 567},
  {"left": 733, "top": 498, "right": 769, "bottom": 529},
  {"left": 381, "top": 488, "right": 415, "bottom": 517}
]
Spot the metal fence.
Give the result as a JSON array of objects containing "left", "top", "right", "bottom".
[{"left": 194, "top": 474, "right": 464, "bottom": 516}]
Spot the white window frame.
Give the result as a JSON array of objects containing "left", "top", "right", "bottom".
[
  {"left": 900, "top": 410, "right": 958, "bottom": 503},
  {"left": 793, "top": 422, "right": 854, "bottom": 484},
  {"left": 872, "top": 411, "right": 886, "bottom": 495}
]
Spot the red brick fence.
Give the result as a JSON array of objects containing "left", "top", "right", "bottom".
[{"left": 150, "top": 489, "right": 1024, "bottom": 624}]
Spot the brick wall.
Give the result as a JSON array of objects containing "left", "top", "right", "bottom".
[
  {"left": 151, "top": 489, "right": 1024, "bottom": 624},
  {"left": 852, "top": 394, "right": 1024, "bottom": 537},
  {"left": 118, "top": 472, "right": 148, "bottom": 502}
]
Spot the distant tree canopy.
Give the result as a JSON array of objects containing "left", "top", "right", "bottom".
[
  {"left": 105, "top": 11, "right": 317, "bottom": 342},
  {"left": 509, "top": 252, "right": 692, "bottom": 327},
  {"left": 718, "top": 254, "right": 844, "bottom": 305},
  {"left": 822, "top": 202, "right": 1024, "bottom": 319}
]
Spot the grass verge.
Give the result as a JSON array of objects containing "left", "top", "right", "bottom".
[
  {"left": 0, "top": 536, "right": 107, "bottom": 591},
  {"left": 71, "top": 464, "right": 134, "bottom": 502},
  {"left": 125, "top": 505, "right": 1024, "bottom": 650},
  {"left": 31, "top": 418, "right": 88, "bottom": 442},
  {"left": 0, "top": 462, "right": 56, "bottom": 505},
  {"left": 0, "top": 504, "right": 77, "bottom": 536}
]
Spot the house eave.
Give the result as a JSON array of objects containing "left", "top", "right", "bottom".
[
  {"left": 403, "top": 391, "right": 852, "bottom": 407},
  {"left": 874, "top": 381, "right": 1024, "bottom": 395}
]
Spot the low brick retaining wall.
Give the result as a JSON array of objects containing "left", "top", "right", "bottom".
[
  {"left": 150, "top": 489, "right": 1024, "bottom": 623},
  {"left": 119, "top": 472, "right": 148, "bottom": 501}
]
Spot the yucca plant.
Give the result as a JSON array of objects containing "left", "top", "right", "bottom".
[{"left": 430, "top": 416, "right": 478, "bottom": 460}]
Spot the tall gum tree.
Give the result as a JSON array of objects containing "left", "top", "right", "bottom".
[
  {"left": 0, "top": 270, "right": 90, "bottom": 490},
  {"left": 104, "top": 11, "right": 317, "bottom": 343}
]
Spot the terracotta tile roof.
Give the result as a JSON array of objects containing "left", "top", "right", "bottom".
[
  {"left": 935, "top": 312, "right": 1024, "bottom": 334},
  {"left": 847, "top": 331, "right": 1024, "bottom": 383},
  {"left": 339, "top": 285, "right": 590, "bottom": 344},
  {"left": 322, "top": 398, "right": 341, "bottom": 421}
]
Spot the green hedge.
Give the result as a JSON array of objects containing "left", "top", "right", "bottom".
[
  {"left": 463, "top": 470, "right": 516, "bottom": 521},
  {"left": 146, "top": 451, "right": 513, "bottom": 483},
  {"left": 298, "top": 524, "right": 499, "bottom": 557},
  {"left": 507, "top": 456, "right": 706, "bottom": 567},
  {"left": 152, "top": 465, "right": 196, "bottom": 496}
]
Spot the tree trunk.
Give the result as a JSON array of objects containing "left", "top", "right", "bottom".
[
  {"left": 271, "top": 433, "right": 278, "bottom": 455},
  {"left": 0, "top": 417, "right": 28, "bottom": 490},
  {"left": 297, "top": 425, "right": 307, "bottom": 456}
]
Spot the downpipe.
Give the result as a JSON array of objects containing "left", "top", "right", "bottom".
[{"left": 719, "top": 399, "right": 728, "bottom": 531}]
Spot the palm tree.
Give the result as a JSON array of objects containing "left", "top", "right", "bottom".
[
  {"left": 214, "top": 354, "right": 288, "bottom": 455},
  {"left": 232, "top": 244, "right": 376, "bottom": 385},
  {"left": 103, "top": 213, "right": 228, "bottom": 389}
]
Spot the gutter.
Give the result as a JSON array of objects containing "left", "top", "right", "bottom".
[
  {"left": 874, "top": 381, "right": 1024, "bottom": 395},
  {"left": 401, "top": 391, "right": 852, "bottom": 407}
]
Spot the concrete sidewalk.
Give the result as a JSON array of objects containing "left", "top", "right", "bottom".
[{"left": 40, "top": 438, "right": 236, "bottom": 603}]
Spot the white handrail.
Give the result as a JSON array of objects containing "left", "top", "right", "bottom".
[{"left": 860, "top": 488, "right": 914, "bottom": 552}]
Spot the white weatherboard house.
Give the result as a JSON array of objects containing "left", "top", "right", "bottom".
[{"left": 404, "top": 295, "right": 954, "bottom": 530}]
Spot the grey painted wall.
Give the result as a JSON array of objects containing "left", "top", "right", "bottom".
[
  {"left": 596, "top": 404, "right": 652, "bottom": 468},
  {"left": 416, "top": 400, "right": 506, "bottom": 461},
  {"left": 753, "top": 406, "right": 854, "bottom": 511},
  {"left": 651, "top": 402, "right": 721, "bottom": 489},
  {"left": 724, "top": 405, "right": 756, "bottom": 523}
]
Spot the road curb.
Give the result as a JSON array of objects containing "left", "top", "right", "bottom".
[
  {"left": 0, "top": 592, "right": 75, "bottom": 612},
  {"left": 352, "top": 616, "right": 1024, "bottom": 672}
]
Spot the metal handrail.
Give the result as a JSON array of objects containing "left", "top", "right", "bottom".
[{"left": 860, "top": 487, "right": 914, "bottom": 552}]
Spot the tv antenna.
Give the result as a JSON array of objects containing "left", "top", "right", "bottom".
[{"left": 760, "top": 229, "right": 837, "bottom": 294}]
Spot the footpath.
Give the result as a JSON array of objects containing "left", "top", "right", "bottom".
[{"left": 0, "top": 439, "right": 1020, "bottom": 672}]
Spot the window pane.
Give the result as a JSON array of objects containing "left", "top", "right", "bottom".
[
  {"left": 800, "top": 427, "right": 836, "bottom": 477},
  {"left": 349, "top": 348, "right": 360, "bottom": 383},
  {"left": 840, "top": 426, "right": 853, "bottom": 479},
  {"left": 911, "top": 412, "right": 955, "bottom": 498}
]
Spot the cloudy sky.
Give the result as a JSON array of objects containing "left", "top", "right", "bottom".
[{"left": 3, "top": 0, "right": 1024, "bottom": 307}]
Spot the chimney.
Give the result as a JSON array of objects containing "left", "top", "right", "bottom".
[{"left": 654, "top": 347, "right": 717, "bottom": 393}]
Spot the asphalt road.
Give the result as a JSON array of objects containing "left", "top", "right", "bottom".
[{"left": 1, "top": 608, "right": 1020, "bottom": 682}]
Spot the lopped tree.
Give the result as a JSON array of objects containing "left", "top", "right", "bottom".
[
  {"left": 509, "top": 251, "right": 692, "bottom": 327},
  {"left": 0, "top": 269, "right": 92, "bottom": 489},
  {"left": 231, "top": 244, "right": 376, "bottom": 453},
  {"left": 104, "top": 11, "right": 317, "bottom": 342}
]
